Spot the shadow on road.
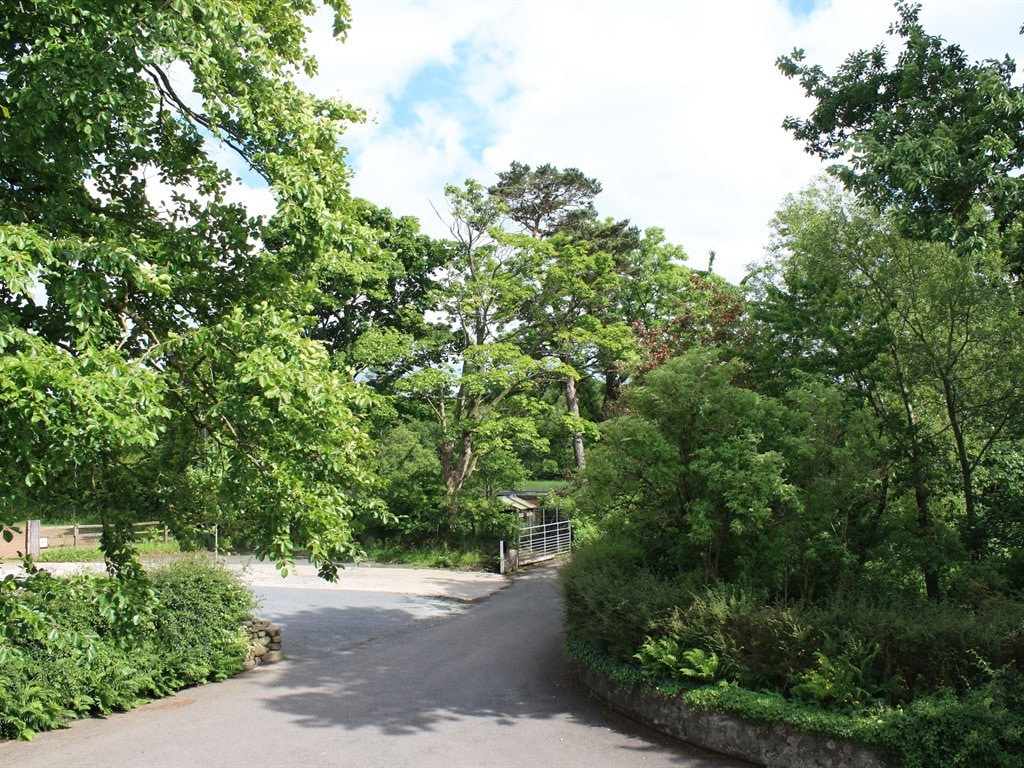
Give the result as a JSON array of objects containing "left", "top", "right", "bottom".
[
  {"left": 252, "top": 565, "right": 748, "bottom": 766},
  {"left": 257, "top": 567, "right": 574, "bottom": 733}
]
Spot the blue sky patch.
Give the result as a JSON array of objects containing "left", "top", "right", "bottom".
[
  {"left": 783, "top": 0, "right": 825, "bottom": 20},
  {"left": 386, "top": 39, "right": 513, "bottom": 160}
]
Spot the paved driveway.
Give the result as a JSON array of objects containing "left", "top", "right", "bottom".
[{"left": 0, "top": 562, "right": 751, "bottom": 767}]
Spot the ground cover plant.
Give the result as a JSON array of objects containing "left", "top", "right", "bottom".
[
  {"left": 34, "top": 540, "right": 183, "bottom": 563},
  {"left": 0, "top": 557, "right": 255, "bottom": 740},
  {"left": 363, "top": 542, "right": 496, "bottom": 571}
]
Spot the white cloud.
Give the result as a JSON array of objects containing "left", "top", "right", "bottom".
[{"left": 298, "top": 0, "right": 1023, "bottom": 283}]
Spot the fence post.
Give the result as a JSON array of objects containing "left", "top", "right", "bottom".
[
  {"left": 73, "top": 523, "right": 79, "bottom": 548},
  {"left": 499, "top": 540, "right": 505, "bottom": 575},
  {"left": 26, "top": 519, "right": 40, "bottom": 558},
  {"left": 163, "top": 525, "right": 168, "bottom": 543}
]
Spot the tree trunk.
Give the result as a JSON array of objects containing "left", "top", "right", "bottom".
[
  {"left": 940, "top": 375, "right": 981, "bottom": 557},
  {"left": 442, "top": 430, "right": 474, "bottom": 495},
  {"left": 602, "top": 370, "right": 621, "bottom": 418},
  {"left": 896, "top": 367, "right": 940, "bottom": 600},
  {"left": 909, "top": 448, "right": 940, "bottom": 600},
  {"left": 565, "top": 375, "right": 586, "bottom": 471}
]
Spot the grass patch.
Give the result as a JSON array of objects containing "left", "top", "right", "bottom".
[
  {"left": 516, "top": 480, "right": 569, "bottom": 493},
  {"left": 363, "top": 542, "right": 496, "bottom": 571},
  {"left": 35, "top": 540, "right": 183, "bottom": 563}
]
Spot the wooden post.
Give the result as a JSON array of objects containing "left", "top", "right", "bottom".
[
  {"left": 163, "top": 525, "right": 168, "bottom": 543},
  {"left": 73, "top": 523, "right": 79, "bottom": 548},
  {"left": 26, "top": 519, "right": 40, "bottom": 558}
]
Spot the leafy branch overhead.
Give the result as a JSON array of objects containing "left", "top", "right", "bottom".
[{"left": 0, "top": 0, "right": 384, "bottom": 577}]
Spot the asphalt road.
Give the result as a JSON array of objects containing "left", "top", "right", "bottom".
[{"left": 0, "top": 563, "right": 752, "bottom": 768}]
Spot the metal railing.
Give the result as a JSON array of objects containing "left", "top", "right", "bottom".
[{"left": 518, "top": 518, "right": 571, "bottom": 565}]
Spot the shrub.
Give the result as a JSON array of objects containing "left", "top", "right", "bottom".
[
  {"left": 560, "top": 534, "right": 693, "bottom": 662},
  {"left": 872, "top": 681, "right": 1024, "bottom": 768},
  {"left": 149, "top": 556, "right": 256, "bottom": 687},
  {"left": 805, "top": 596, "right": 1024, "bottom": 703},
  {"left": 650, "top": 585, "right": 816, "bottom": 693},
  {"left": 0, "top": 557, "right": 255, "bottom": 740},
  {"left": 0, "top": 568, "right": 157, "bottom": 739},
  {"left": 563, "top": 537, "right": 1024, "bottom": 765}
]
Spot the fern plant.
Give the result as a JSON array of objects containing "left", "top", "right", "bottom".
[{"left": 635, "top": 636, "right": 722, "bottom": 684}]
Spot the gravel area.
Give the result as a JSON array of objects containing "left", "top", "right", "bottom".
[{"left": 0, "top": 555, "right": 511, "bottom": 602}]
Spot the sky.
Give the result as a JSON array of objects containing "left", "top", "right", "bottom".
[{"left": 233, "top": 0, "right": 1024, "bottom": 285}]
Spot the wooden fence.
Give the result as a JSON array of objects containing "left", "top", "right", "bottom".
[{"left": 0, "top": 521, "right": 170, "bottom": 559}]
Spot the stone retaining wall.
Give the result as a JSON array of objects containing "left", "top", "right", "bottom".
[
  {"left": 578, "top": 665, "right": 892, "bottom": 768},
  {"left": 244, "top": 617, "right": 283, "bottom": 670}
]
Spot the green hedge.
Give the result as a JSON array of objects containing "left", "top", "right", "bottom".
[
  {"left": 0, "top": 557, "right": 255, "bottom": 740},
  {"left": 562, "top": 535, "right": 1024, "bottom": 766}
]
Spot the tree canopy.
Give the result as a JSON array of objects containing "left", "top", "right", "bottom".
[
  {"left": 778, "top": 1, "right": 1024, "bottom": 272},
  {"left": 0, "top": 0, "right": 385, "bottom": 578}
]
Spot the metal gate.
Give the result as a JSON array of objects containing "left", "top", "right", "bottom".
[{"left": 517, "top": 510, "right": 571, "bottom": 565}]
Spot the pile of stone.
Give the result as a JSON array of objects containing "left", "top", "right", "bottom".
[{"left": 243, "top": 617, "right": 283, "bottom": 670}]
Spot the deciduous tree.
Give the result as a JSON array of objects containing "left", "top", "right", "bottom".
[
  {"left": 0, "top": 0, "right": 384, "bottom": 577},
  {"left": 749, "top": 183, "right": 1024, "bottom": 594},
  {"left": 778, "top": 1, "right": 1024, "bottom": 273}
]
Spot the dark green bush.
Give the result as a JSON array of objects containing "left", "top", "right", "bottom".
[
  {"left": 563, "top": 538, "right": 1024, "bottom": 765},
  {"left": 805, "top": 596, "right": 1024, "bottom": 704},
  {"left": 652, "top": 585, "right": 817, "bottom": 693},
  {"left": 0, "top": 557, "right": 255, "bottom": 740},
  {"left": 561, "top": 534, "right": 694, "bottom": 661}
]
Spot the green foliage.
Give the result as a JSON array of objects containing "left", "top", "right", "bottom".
[
  {"left": 312, "top": 198, "right": 454, "bottom": 377},
  {"left": 560, "top": 534, "right": 693, "bottom": 661},
  {"left": 489, "top": 161, "right": 603, "bottom": 239},
  {"left": 748, "top": 182, "right": 1024, "bottom": 590},
  {"left": 384, "top": 178, "right": 573, "bottom": 503},
  {"left": 35, "top": 539, "right": 181, "bottom": 563},
  {"left": 0, "top": 559, "right": 254, "bottom": 740},
  {"left": 872, "top": 681, "right": 1024, "bottom": 768},
  {"left": 635, "top": 638, "right": 721, "bottom": 685},
  {"left": 517, "top": 480, "right": 569, "bottom": 493},
  {"left": 363, "top": 543, "right": 495, "bottom": 571},
  {"left": 555, "top": 9, "right": 1024, "bottom": 765},
  {"left": 372, "top": 420, "right": 448, "bottom": 537},
  {"left": 149, "top": 557, "right": 256, "bottom": 686},
  {"left": 564, "top": 632, "right": 644, "bottom": 691},
  {"left": 564, "top": 540, "right": 1024, "bottom": 762},
  {"left": 778, "top": 2, "right": 1024, "bottom": 273},
  {"left": 579, "top": 348, "right": 852, "bottom": 592},
  {"left": 653, "top": 586, "right": 815, "bottom": 693},
  {"left": 573, "top": 612, "right": 1024, "bottom": 766},
  {"left": 791, "top": 651, "right": 875, "bottom": 713},
  {"left": 367, "top": 416, "right": 519, "bottom": 549},
  {"left": 809, "top": 596, "right": 1024, "bottom": 703},
  {"left": 0, "top": 0, "right": 383, "bottom": 579},
  {"left": 160, "top": 306, "right": 386, "bottom": 579}
]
